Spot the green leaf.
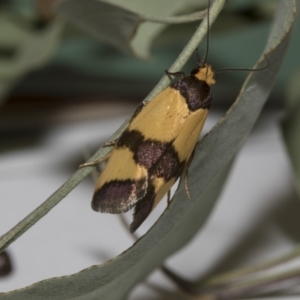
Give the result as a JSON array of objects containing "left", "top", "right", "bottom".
[
  {"left": 0, "top": 13, "right": 63, "bottom": 103},
  {"left": 0, "top": 0, "right": 295, "bottom": 299},
  {"left": 281, "top": 68, "right": 300, "bottom": 196},
  {"left": 55, "top": 0, "right": 207, "bottom": 58}
]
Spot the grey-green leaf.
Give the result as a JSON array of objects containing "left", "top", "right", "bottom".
[
  {"left": 0, "top": 0, "right": 295, "bottom": 299},
  {"left": 281, "top": 68, "right": 300, "bottom": 196},
  {"left": 55, "top": 0, "right": 207, "bottom": 58},
  {"left": 0, "top": 14, "right": 63, "bottom": 104}
]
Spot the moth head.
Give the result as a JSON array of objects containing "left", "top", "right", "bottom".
[{"left": 193, "top": 64, "right": 215, "bottom": 86}]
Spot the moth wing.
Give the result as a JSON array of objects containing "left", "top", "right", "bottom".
[
  {"left": 94, "top": 85, "right": 209, "bottom": 229},
  {"left": 172, "top": 107, "right": 209, "bottom": 161},
  {"left": 130, "top": 176, "right": 178, "bottom": 232},
  {"left": 149, "top": 108, "right": 208, "bottom": 206},
  {"left": 130, "top": 184, "right": 156, "bottom": 233},
  {"left": 129, "top": 87, "right": 209, "bottom": 160},
  {"left": 92, "top": 147, "right": 149, "bottom": 214},
  {"left": 129, "top": 93, "right": 210, "bottom": 232},
  {"left": 129, "top": 87, "right": 190, "bottom": 142}
]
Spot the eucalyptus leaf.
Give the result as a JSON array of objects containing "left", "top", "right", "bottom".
[
  {"left": 0, "top": 15, "right": 63, "bottom": 103},
  {"left": 0, "top": 0, "right": 295, "bottom": 299},
  {"left": 281, "top": 68, "right": 300, "bottom": 196},
  {"left": 55, "top": 0, "right": 207, "bottom": 58}
]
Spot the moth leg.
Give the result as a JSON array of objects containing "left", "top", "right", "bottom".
[
  {"left": 177, "top": 166, "right": 191, "bottom": 200},
  {"left": 165, "top": 70, "right": 185, "bottom": 80},
  {"left": 79, "top": 139, "right": 117, "bottom": 168},
  {"left": 167, "top": 189, "right": 172, "bottom": 207},
  {"left": 103, "top": 140, "right": 117, "bottom": 147},
  {"left": 183, "top": 150, "right": 195, "bottom": 200},
  {"left": 79, "top": 151, "right": 111, "bottom": 168},
  {"left": 184, "top": 169, "right": 192, "bottom": 200},
  {"left": 130, "top": 101, "right": 148, "bottom": 117}
]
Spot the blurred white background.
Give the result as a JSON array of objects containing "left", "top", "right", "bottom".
[{"left": 1, "top": 108, "right": 299, "bottom": 299}]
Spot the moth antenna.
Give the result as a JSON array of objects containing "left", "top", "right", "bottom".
[
  {"left": 195, "top": 47, "right": 201, "bottom": 65},
  {"left": 215, "top": 55, "right": 269, "bottom": 73},
  {"left": 200, "top": 0, "right": 211, "bottom": 68}
]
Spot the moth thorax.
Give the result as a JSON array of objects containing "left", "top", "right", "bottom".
[{"left": 195, "top": 64, "right": 215, "bottom": 86}]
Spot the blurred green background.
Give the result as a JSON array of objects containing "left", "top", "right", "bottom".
[{"left": 0, "top": 0, "right": 299, "bottom": 133}]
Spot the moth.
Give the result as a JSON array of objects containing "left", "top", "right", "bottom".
[{"left": 86, "top": 64, "right": 215, "bottom": 232}]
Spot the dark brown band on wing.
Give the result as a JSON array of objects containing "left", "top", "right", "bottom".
[
  {"left": 117, "top": 129, "right": 144, "bottom": 151},
  {"left": 92, "top": 178, "right": 147, "bottom": 214},
  {"left": 117, "top": 130, "right": 183, "bottom": 181}
]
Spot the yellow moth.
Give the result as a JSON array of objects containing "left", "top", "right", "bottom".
[{"left": 89, "top": 65, "right": 215, "bottom": 232}]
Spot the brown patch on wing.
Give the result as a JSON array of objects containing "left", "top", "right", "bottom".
[
  {"left": 93, "top": 147, "right": 148, "bottom": 212},
  {"left": 118, "top": 130, "right": 183, "bottom": 182},
  {"left": 92, "top": 178, "right": 147, "bottom": 213}
]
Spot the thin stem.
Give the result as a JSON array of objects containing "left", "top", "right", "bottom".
[
  {"left": 162, "top": 245, "right": 300, "bottom": 297},
  {"left": 141, "top": 10, "right": 207, "bottom": 24},
  {"left": 0, "top": 156, "right": 103, "bottom": 252},
  {"left": 163, "top": 263, "right": 300, "bottom": 299},
  {"left": 200, "top": 244, "right": 300, "bottom": 287},
  {"left": 204, "top": 266, "right": 300, "bottom": 300}
]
